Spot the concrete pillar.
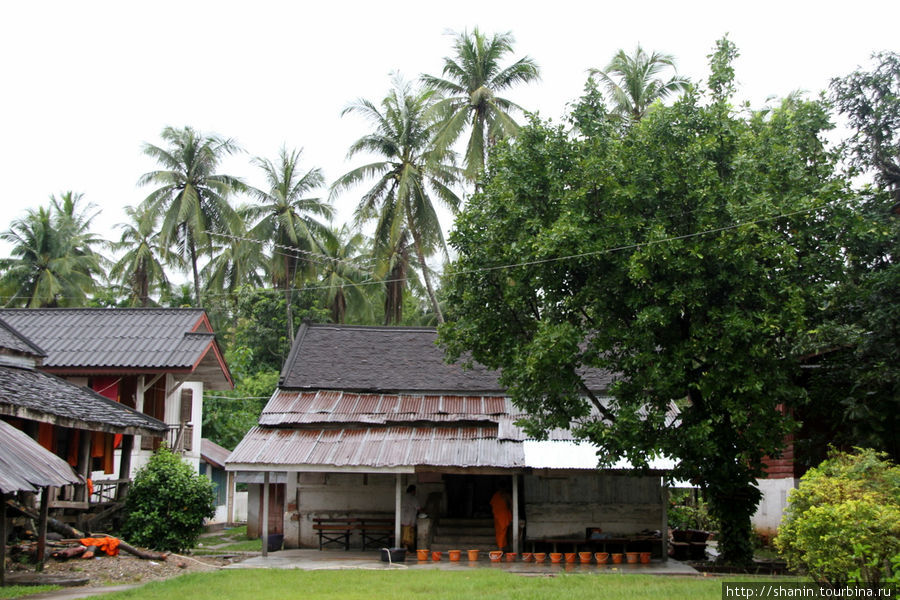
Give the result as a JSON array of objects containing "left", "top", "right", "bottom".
[
  {"left": 262, "top": 472, "right": 270, "bottom": 558},
  {"left": 511, "top": 474, "right": 519, "bottom": 553},
  {"left": 394, "top": 474, "right": 402, "bottom": 548}
]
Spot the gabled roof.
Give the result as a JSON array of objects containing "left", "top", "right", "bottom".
[
  {"left": 0, "top": 419, "right": 81, "bottom": 493},
  {"left": 279, "top": 323, "right": 613, "bottom": 393},
  {"left": 201, "top": 438, "right": 232, "bottom": 469},
  {"left": 0, "top": 364, "right": 168, "bottom": 435},
  {"left": 0, "top": 316, "right": 45, "bottom": 359},
  {"left": 0, "top": 308, "right": 233, "bottom": 390}
]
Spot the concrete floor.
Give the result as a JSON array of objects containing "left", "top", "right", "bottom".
[{"left": 226, "top": 549, "right": 699, "bottom": 575}]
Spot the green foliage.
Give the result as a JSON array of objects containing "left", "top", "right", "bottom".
[
  {"left": 121, "top": 445, "right": 216, "bottom": 552},
  {"left": 668, "top": 490, "right": 718, "bottom": 532},
  {"left": 440, "top": 38, "right": 849, "bottom": 565},
  {"left": 776, "top": 449, "right": 900, "bottom": 587},
  {"left": 203, "top": 369, "right": 279, "bottom": 450}
]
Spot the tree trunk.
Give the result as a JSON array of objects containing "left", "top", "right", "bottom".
[
  {"left": 706, "top": 481, "right": 759, "bottom": 565},
  {"left": 407, "top": 214, "right": 444, "bottom": 324},
  {"left": 284, "top": 253, "right": 295, "bottom": 345},
  {"left": 188, "top": 237, "right": 201, "bottom": 307}
]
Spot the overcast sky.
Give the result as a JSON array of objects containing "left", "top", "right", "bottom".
[{"left": 1, "top": 0, "right": 897, "bottom": 261}]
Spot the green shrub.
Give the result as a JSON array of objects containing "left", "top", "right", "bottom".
[
  {"left": 775, "top": 448, "right": 900, "bottom": 587},
  {"left": 668, "top": 489, "right": 719, "bottom": 532},
  {"left": 121, "top": 445, "right": 216, "bottom": 552}
]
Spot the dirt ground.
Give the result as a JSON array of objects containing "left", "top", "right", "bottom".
[{"left": 7, "top": 551, "right": 243, "bottom": 586}]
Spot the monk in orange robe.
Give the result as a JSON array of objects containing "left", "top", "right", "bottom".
[{"left": 490, "top": 488, "right": 512, "bottom": 551}]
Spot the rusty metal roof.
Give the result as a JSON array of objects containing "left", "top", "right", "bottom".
[
  {"left": 260, "top": 389, "right": 511, "bottom": 426},
  {"left": 0, "top": 309, "right": 232, "bottom": 389},
  {"left": 0, "top": 419, "right": 81, "bottom": 493},
  {"left": 227, "top": 425, "right": 525, "bottom": 471},
  {"left": 0, "top": 364, "right": 167, "bottom": 435},
  {"left": 201, "top": 438, "right": 232, "bottom": 469}
]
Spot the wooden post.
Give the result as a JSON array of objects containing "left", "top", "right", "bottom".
[
  {"left": 394, "top": 474, "right": 402, "bottom": 549},
  {"left": 262, "top": 472, "right": 270, "bottom": 558},
  {"left": 118, "top": 435, "right": 134, "bottom": 500},
  {"left": 36, "top": 486, "right": 50, "bottom": 572},
  {"left": 511, "top": 474, "right": 519, "bottom": 553},
  {"left": 77, "top": 432, "right": 92, "bottom": 503},
  {"left": 1, "top": 493, "right": 8, "bottom": 586},
  {"left": 661, "top": 479, "right": 669, "bottom": 561}
]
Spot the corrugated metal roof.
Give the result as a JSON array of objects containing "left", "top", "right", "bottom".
[
  {"left": 228, "top": 425, "right": 526, "bottom": 470},
  {"left": 0, "top": 364, "right": 167, "bottom": 435},
  {"left": 201, "top": 438, "right": 232, "bottom": 469},
  {"left": 0, "top": 419, "right": 81, "bottom": 493},
  {"left": 260, "top": 390, "right": 515, "bottom": 426}
]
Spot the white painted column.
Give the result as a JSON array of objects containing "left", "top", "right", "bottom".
[
  {"left": 512, "top": 474, "right": 519, "bottom": 552},
  {"left": 394, "top": 474, "right": 402, "bottom": 549},
  {"left": 262, "top": 472, "right": 270, "bottom": 558}
]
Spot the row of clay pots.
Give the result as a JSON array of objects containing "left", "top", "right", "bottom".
[{"left": 417, "top": 549, "right": 652, "bottom": 564}]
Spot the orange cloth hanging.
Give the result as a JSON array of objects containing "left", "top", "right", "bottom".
[
  {"left": 102, "top": 433, "right": 115, "bottom": 474},
  {"left": 67, "top": 430, "right": 80, "bottom": 466},
  {"left": 38, "top": 422, "right": 55, "bottom": 451},
  {"left": 490, "top": 490, "right": 512, "bottom": 550}
]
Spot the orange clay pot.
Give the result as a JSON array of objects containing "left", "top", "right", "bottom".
[
  {"left": 533, "top": 552, "right": 547, "bottom": 563},
  {"left": 489, "top": 550, "right": 503, "bottom": 562},
  {"left": 625, "top": 552, "right": 639, "bottom": 564},
  {"left": 505, "top": 552, "right": 517, "bottom": 562},
  {"left": 467, "top": 549, "right": 480, "bottom": 561},
  {"left": 416, "top": 549, "right": 429, "bottom": 561},
  {"left": 611, "top": 553, "right": 623, "bottom": 564},
  {"left": 564, "top": 553, "right": 576, "bottom": 564},
  {"left": 448, "top": 550, "right": 461, "bottom": 562},
  {"left": 431, "top": 551, "right": 442, "bottom": 561},
  {"left": 595, "top": 552, "right": 609, "bottom": 564},
  {"left": 521, "top": 552, "right": 534, "bottom": 562},
  {"left": 550, "top": 552, "right": 563, "bottom": 563},
  {"left": 640, "top": 552, "right": 651, "bottom": 564},
  {"left": 579, "top": 551, "right": 593, "bottom": 564}
]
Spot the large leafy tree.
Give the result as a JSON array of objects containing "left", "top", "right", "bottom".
[
  {"left": 331, "top": 77, "right": 461, "bottom": 324},
  {"left": 317, "top": 224, "right": 377, "bottom": 324},
  {"left": 0, "top": 192, "right": 105, "bottom": 307},
  {"left": 423, "top": 28, "right": 540, "bottom": 181},
  {"left": 246, "top": 147, "right": 331, "bottom": 342},
  {"left": 110, "top": 204, "right": 177, "bottom": 306},
  {"left": 440, "top": 40, "right": 849, "bottom": 565},
  {"left": 138, "top": 126, "right": 244, "bottom": 306},
  {"left": 589, "top": 44, "right": 689, "bottom": 123},
  {"left": 201, "top": 205, "right": 267, "bottom": 298}
]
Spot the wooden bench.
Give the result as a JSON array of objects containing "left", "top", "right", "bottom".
[
  {"left": 312, "top": 518, "right": 357, "bottom": 550},
  {"left": 357, "top": 518, "right": 394, "bottom": 550}
]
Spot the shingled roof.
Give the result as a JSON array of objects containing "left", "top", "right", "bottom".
[
  {"left": 279, "top": 323, "right": 613, "bottom": 393},
  {"left": 0, "top": 419, "right": 80, "bottom": 493},
  {"left": 0, "top": 316, "right": 45, "bottom": 359},
  {"left": 0, "top": 364, "right": 167, "bottom": 435},
  {"left": 0, "top": 308, "right": 233, "bottom": 390}
]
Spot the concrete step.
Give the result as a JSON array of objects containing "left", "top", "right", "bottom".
[{"left": 437, "top": 518, "right": 494, "bottom": 528}]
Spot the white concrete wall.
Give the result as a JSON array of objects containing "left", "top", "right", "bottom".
[
  {"left": 233, "top": 491, "right": 248, "bottom": 523},
  {"left": 751, "top": 477, "right": 796, "bottom": 537}
]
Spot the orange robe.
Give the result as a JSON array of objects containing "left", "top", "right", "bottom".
[{"left": 490, "top": 491, "right": 512, "bottom": 549}]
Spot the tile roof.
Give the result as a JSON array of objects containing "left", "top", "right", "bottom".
[
  {"left": 0, "top": 364, "right": 167, "bottom": 435},
  {"left": 0, "top": 308, "right": 233, "bottom": 389},
  {"left": 0, "top": 419, "right": 81, "bottom": 493},
  {"left": 279, "top": 323, "right": 613, "bottom": 393},
  {"left": 0, "top": 317, "right": 45, "bottom": 358}
]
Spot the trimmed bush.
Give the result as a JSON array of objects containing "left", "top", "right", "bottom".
[
  {"left": 775, "top": 448, "right": 900, "bottom": 587},
  {"left": 121, "top": 445, "right": 216, "bottom": 552}
]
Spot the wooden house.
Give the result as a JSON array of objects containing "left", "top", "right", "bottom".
[{"left": 0, "top": 308, "right": 233, "bottom": 510}]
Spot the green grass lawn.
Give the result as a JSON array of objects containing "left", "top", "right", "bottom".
[
  {"left": 68, "top": 569, "right": 779, "bottom": 600},
  {"left": 0, "top": 585, "right": 61, "bottom": 599}
]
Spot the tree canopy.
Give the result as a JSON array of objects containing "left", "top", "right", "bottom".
[{"left": 440, "top": 39, "right": 850, "bottom": 565}]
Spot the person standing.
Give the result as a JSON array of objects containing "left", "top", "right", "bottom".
[
  {"left": 490, "top": 486, "right": 512, "bottom": 551},
  {"left": 400, "top": 484, "right": 420, "bottom": 551}
]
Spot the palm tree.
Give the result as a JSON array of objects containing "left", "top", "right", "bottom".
[
  {"left": 422, "top": 28, "right": 540, "bottom": 181},
  {"left": 0, "top": 192, "right": 104, "bottom": 307},
  {"left": 589, "top": 45, "right": 690, "bottom": 122},
  {"left": 245, "top": 147, "right": 332, "bottom": 342},
  {"left": 317, "top": 224, "right": 376, "bottom": 324},
  {"left": 201, "top": 205, "right": 267, "bottom": 299},
  {"left": 331, "top": 76, "right": 462, "bottom": 324},
  {"left": 110, "top": 204, "right": 177, "bottom": 307},
  {"left": 138, "top": 126, "right": 244, "bottom": 306}
]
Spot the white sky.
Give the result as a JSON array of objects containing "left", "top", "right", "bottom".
[{"left": 1, "top": 0, "right": 898, "bottom": 261}]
